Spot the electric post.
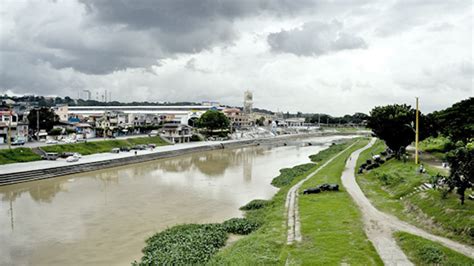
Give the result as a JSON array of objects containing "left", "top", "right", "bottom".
[
  {"left": 415, "top": 97, "right": 419, "bottom": 164},
  {"left": 7, "top": 106, "right": 12, "bottom": 150}
]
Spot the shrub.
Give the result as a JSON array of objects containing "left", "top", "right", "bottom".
[
  {"left": 135, "top": 223, "right": 227, "bottom": 265},
  {"left": 239, "top": 199, "right": 269, "bottom": 211},
  {"left": 271, "top": 163, "right": 315, "bottom": 187},
  {"left": 418, "top": 245, "right": 444, "bottom": 264},
  {"left": 222, "top": 218, "right": 260, "bottom": 235}
]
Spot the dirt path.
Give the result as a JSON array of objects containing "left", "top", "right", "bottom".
[
  {"left": 286, "top": 141, "right": 358, "bottom": 244},
  {"left": 341, "top": 138, "right": 474, "bottom": 265}
]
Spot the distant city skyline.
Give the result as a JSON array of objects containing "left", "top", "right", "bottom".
[{"left": 1, "top": 0, "right": 472, "bottom": 115}]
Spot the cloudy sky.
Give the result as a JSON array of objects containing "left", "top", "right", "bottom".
[{"left": 0, "top": 0, "right": 472, "bottom": 115}]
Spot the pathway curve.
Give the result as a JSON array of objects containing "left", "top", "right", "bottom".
[
  {"left": 341, "top": 138, "right": 474, "bottom": 265},
  {"left": 286, "top": 141, "right": 358, "bottom": 244}
]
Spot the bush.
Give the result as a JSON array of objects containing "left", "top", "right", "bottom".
[
  {"left": 271, "top": 163, "right": 315, "bottom": 187},
  {"left": 222, "top": 218, "right": 260, "bottom": 235},
  {"left": 418, "top": 245, "right": 445, "bottom": 263},
  {"left": 135, "top": 223, "right": 227, "bottom": 265},
  {"left": 239, "top": 199, "right": 269, "bottom": 211}
]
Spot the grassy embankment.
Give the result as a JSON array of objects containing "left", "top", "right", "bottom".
[
  {"left": 395, "top": 232, "right": 473, "bottom": 265},
  {"left": 0, "top": 148, "right": 42, "bottom": 165},
  {"left": 211, "top": 138, "right": 383, "bottom": 265},
  {"left": 0, "top": 136, "right": 169, "bottom": 165},
  {"left": 356, "top": 139, "right": 474, "bottom": 245}
]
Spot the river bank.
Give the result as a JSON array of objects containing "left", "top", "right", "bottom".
[{"left": 0, "top": 131, "right": 368, "bottom": 186}]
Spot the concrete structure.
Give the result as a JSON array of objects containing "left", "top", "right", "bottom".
[
  {"left": 243, "top": 90, "right": 253, "bottom": 114},
  {"left": 160, "top": 123, "right": 193, "bottom": 143},
  {"left": 223, "top": 108, "right": 253, "bottom": 129},
  {"left": 53, "top": 105, "right": 69, "bottom": 122},
  {"left": 68, "top": 105, "right": 219, "bottom": 125},
  {"left": 0, "top": 110, "right": 29, "bottom": 143}
]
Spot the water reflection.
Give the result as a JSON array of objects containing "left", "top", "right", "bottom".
[{"left": 0, "top": 136, "right": 355, "bottom": 266}]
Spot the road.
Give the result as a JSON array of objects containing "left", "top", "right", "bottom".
[
  {"left": 341, "top": 138, "right": 474, "bottom": 265},
  {"left": 0, "top": 134, "right": 150, "bottom": 150}
]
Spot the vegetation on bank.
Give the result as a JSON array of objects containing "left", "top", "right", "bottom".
[
  {"left": 271, "top": 163, "right": 315, "bottom": 188},
  {"left": 134, "top": 218, "right": 260, "bottom": 265},
  {"left": 239, "top": 199, "right": 270, "bottom": 211},
  {"left": 41, "top": 136, "right": 168, "bottom": 155},
  {"left": 394, "top": 232, "right": 474, "bottom": 265},
  {"left": 211, "top": 138, "right": 383, "bottom": 265},
  {"left": 356, "top": 139, "right": 474, "bottom": 245},
  {"left": 0, "top": 148, "right": 42, "bottom": 165}
]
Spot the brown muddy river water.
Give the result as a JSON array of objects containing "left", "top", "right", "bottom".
[{"left": 0, "top": 135, "right": 355, "bottom": 265}]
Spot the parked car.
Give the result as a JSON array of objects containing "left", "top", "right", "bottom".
[
  {"left": 111, "top": 148, "right": 120, "bottom": 153},
  {"left": 42, "top": 152, "right": 59, "bottom": 160},
  {"left": 46, "top": 139, "right": 58, "bottom": 144},
  {"left": 132, "top": 144, "right": 147, "bottom": 150},
  {"left": 11, "top": 139, "right": 26, "bottom": 146},
  {"left": 120, "top": 146, "right": 131, "bottom": 152},
  {"left": 148, "top": 144, "right": 156, "bottom": 149},
  {"left": 73, "top": 153, "right": 82, "bottom": 158},
  {"left": 60, "top": 152, "right": 75, "bottom": 158},
  {"left": 66, "top": 155, "right": 80, "bottom": 162}
]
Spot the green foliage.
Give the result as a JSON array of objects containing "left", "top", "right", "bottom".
[
  {"left": 42, "top": 136, "right": 168, "bottom": 155},
  {"left": 0, "top": 148, "right": 42, "bottom": 165},
  {"left": 222, "top": 218, "right": 260, "bottom": 235},
  {"left": 446, "top": 144, "right": 474, "bottom": 204},
  {"left": 27, "top": 107, "right": 59, "bottom": 132},
  {"left": 395, "top": 232, "right": 474, "bottom": 265},
  {"left": 368, "top": 104, "right": 416, "bottom": 154},
  {"left": 135, "top": 224, "right": 228, "bottom": 265},
  {"left": 419, "top": 135, "right": 453, "bottom": 153},
  {"left": 196, "top": 110, "right": 230, "bottom": 131},
  {"left": 239, "top": 199, "right": 269, "bottom": 210},
  {"left": 309, "top": 142, "right": 352, "bottom": 162},
  {"left": 430, "top": 97, "right": 474, "bottom": 142},
  {"left": 356, "top": 140, "right": 474, "bottom": 245},
  {"left": 48, "top": 128, "right": 63, "bottom": 136},
  {"left": 270, "top": 163, "right": 316, "bottom": 187}
]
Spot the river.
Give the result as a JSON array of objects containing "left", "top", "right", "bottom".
[{"left": 0, "top": 135, "right": 355, "bottom": 265}]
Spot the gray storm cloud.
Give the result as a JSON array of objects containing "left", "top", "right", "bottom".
[{"left": 267, "top": 20, "right": 368, "bottom": 56}]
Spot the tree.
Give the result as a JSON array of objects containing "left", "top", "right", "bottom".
[
  {"left": 430, "top": 97, "right": 473, "bottom": 142},
  {"left": 196, "top": 110, "right": 230, "bottom": 131},
  {"left": 445, "top": 144, "right": 474, "bottom": 204},
  {"left": 27, "top": 107, "right": 59, "bottom": 132},
  {"left": 368, "top": 104, "right": 416, "bottom": 156}
]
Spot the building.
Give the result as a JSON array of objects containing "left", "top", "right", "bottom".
[
  {"left": 223, "top": 108, "right": 252, "bottom": 129},
  {"left": 243, "top": 90, "right": 253, "bottom": 114},
  {"left": 160, "top": 123, "right": 193, "bottom": 143},
  {"left": 0, "top": 110, "right": 29, "bottom": 144},
  {"left": 53, "top": 104, "right": 69, "bottom": 122}
]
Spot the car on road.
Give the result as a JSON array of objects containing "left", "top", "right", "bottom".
[
  {"left": 42, "top": 152, "right": 59, "bottom": 160},
  {"left": 111, "top": 148, "right": 120, "bottom": 153},
  {"left": 132, "top": 144, "right": 147, "bottom": 150},
  {"left": 46, "top": 139, "right": 58, "bottom": 144},
  {"left": 11, "top": 139, "right": 26, "bottom": 146},
  {"left": 60, "top": 152, "right": 75, "bottom": 158},
  {"left": 66, "top": 155, "right": 80, "bottom": 162},
  {"left": 120, "top": 146, "right": 131, "bottom": 152}
]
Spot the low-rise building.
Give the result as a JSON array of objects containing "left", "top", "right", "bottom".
[
  {"left": 160, "top": 123, "right": 193, "bottom": 143},
  {"left": 223, "top": 108, "right": 253, "bottom": 129},
  {"left": 0, "top": 110, "right": 29, "bottom": 143}
]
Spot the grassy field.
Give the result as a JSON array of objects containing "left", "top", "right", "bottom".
[
  {"left": 41, "top": 136, "right": 168, "bottom": 155},
  {"left": 356, "top": 139, "right": 474, "bottom": 245},
  {"left": 210, "top": 138, "right": 383, "bottom": 265},
  {"left": 395, "top": 232, "right": 474, "bottom": 265},
  {"left": 0, "top": 136, "right": 169, "bottom": 165},
  {"left": 0, "top": 148, "right": 42, "bottom": 165}
]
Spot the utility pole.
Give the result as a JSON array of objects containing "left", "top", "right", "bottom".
[
  {"left": 415, "top": 97, "right": 420, "bottom": 164},
  {"left": 7, "top": 106, "right": 12, "bottom": 150},
  {"left": 36, "top": 109, "right": 40, "bottom": 141}
]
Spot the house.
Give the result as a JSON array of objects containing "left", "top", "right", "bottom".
[
  {"left": 0, "top": 110, "right": 29, "bottom": 144},
  {"left": 160, "top": 123, "right": 193, "bottom": 143},
  {"left": 223, "top": 108, "right": 253, "bottom": 129}
]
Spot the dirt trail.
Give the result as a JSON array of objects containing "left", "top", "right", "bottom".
[
  {"left": 341, "top": 138, "right": 474, "bottom": 265},
  {"left": 286, "top": 141, "right": 358, "bottom": 244}
]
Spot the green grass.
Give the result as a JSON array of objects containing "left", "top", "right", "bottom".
[
  {"left": 356, "top": 139, "right": 474, "bottom": 245},
  {"left": 0, "top": 148, "right": 42, "bottom": 165},
  {"left": 419, "top": 135, "right": 452, "bottom": 153},
  {"left": 395, "top": 232, "right": 474, "bottom": 265},
  {"left": 210, "top": 138, "right": 383, "bottom": 265},
  {"left": 287, "top": 139, "right": 382, "bottom": 265},
  {"left": 271, "top": 163, "right": 316, "bottom": 188},
  {"left": 41, "top": 136, "right": 168, "bottom": 155}
]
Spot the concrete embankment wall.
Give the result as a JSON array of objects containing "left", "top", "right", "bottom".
[{"left": 0, "top": 132, "right": 368, "bottom": 186}]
